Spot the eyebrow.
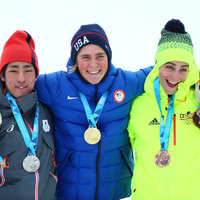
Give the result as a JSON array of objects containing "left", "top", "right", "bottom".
[
  {"left": 166, "top": 62, "right": 189, "bottom": 68},
  {"left": 9, "top": 64, "right": 33, "bottom": 69},
  {"left": 80, "top": 54, "right": 90, "bottom": 58},
  {"left": 96, "top": 52, "right": 106, "bottom": 56},
  {"left": 80, "top": 52, "right": 106, "bottom": 58}
]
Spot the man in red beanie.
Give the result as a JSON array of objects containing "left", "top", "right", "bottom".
[{"left": 0, "top": 30, "right": 57, "bottom": 200}]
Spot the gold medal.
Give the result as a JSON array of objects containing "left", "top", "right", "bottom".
[
  {"left": 84, "top": 127, "right": 101, "bottom": 144},
  {"left": 154, "top": 151, "right": 170, "bottom": 167}
]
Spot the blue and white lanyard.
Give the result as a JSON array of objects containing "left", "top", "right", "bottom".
[
  {"left": 6, "top": 92, "right": 39, "bottom": 155},
  {"left": 78, "top": 91, "right": 108, "bottom": 127},
  {"left": 153, "top": 78, "right": 175, "bottom": 151}
]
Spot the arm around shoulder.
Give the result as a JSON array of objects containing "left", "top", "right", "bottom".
[
  {"left": 35, "top": 71, "right": 62, "bottom": 106},
  {"left": 126, "top": 65, "right": 154, "bottom": 98}
]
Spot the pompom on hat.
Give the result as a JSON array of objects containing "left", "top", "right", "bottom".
[
  {"left": 70, "top": 24, "right": 112, "bottom": 65},
  {"left": 154, "top": 19, "right": 194, "bottom": 69},
  {"left": 0, "top": 30, "right": 39, "bottom": 75}
]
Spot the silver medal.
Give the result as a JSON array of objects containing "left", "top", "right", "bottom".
[{"left": 23, "top": 155, "right": 40, "bottom": 173}]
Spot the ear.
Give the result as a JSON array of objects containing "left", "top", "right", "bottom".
[{"left": 0, "top": 73, "right": 5, "bottom": 81}]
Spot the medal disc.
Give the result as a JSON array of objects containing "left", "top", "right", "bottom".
[
  {"left": 193, "top": 108, "right": 200, "bottom": 128},
  {"left": 23, "top": 155, "right": 40, "bottom": 173},
  {"left": 84, "top": 127, "right": 101, "bottom": 144},
  {"left": 154, "top": 151, "right": 170, "bottom": 167}
]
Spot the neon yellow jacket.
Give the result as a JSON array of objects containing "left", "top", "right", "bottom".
[{"left": 127, "top": 64, "right": 200, "bottom": 200}]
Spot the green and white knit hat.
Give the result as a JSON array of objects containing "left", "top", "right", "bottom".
[{"left": 155, "top": 19, "right": 194, "bottom": 69}]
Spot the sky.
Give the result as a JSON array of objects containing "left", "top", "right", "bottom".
[{"left": 1, "top": 0, "right": 200, "bottom": 75}]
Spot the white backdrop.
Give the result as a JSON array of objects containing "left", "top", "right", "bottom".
[
  {"left": 1, "top": 1, "right": 200, "bottom": 199},
  {"left": 1, "top": 0, "right": 200, "bottom": 75}
]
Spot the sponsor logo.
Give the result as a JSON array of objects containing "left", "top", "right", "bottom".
[
  {"left": 180, "top": 112, "right": 192, "bottom": 125},
  {"left": 113, "top": 89, "right": 125, "bottom": 103},
  {"left": 7, "top": 125, "right": 14, "bottom": 132},
  {"left": 180, "top": 113, "right": 191, "bottom": 120},
  {"left": 149, "top": 118, "right": 160, "bottom": 125},
  {"left": 67, "top": 96, "right": 79, "bottom": 100}
]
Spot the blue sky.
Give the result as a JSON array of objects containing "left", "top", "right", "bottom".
[{"left": 1, "top": 0, "right": 200, "bottom": 75}]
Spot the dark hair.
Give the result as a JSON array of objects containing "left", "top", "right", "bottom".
[{"left": 1, "top": 64, "right": 8, "bottom": 79}]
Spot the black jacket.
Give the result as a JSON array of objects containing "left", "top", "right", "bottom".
[{"left": 0, "top": 81, "right": 57, "bottom": 200}]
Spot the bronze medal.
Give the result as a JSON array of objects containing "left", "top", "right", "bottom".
[
  {"left": 193, "top": 108, "right": 200, "bottom": 128},
  {"left": 84, "top": 127, "right": 101, "bottom": 145},
  {"left": 154, "top": 151, "right": 170, "bottom": 167}
]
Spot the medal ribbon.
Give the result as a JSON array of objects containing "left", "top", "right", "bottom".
[
  {"left": 6, "top": 92, "right": 39, "bottom": 155},
  {"left": 78, "top": 91, "right": 108, "bottom": 127},
  {"left": 153, "top": 78, "right": 175, "bottom": 151}
]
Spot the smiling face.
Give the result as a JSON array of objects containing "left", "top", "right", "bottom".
[
  {"left": 76, "top": 44, "right": 108, "bottom": 84},
  {"left": 1, "top": 61, "right": 37, "bottom": 98},
  {"left": 158, "top": 61, "right": 189, "bottom": 95}
]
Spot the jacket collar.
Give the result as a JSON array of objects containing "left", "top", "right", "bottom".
[
  {"left": 0, "top": 80, "right": 37, "bottom": 118},
  {"left": 66, "top": 61, "right": 117, "bottom": 95}
]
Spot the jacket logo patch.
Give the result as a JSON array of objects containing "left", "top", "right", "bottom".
[
  {"left": 42, "top": 120, "right": 50, "bottom": 132},
  {"left": 149, "top": 118, "right": 160, "bottom": 125},
  {"left": 180, "top": 113, "right": 192, "bottom": 125},
  {"left": 113, "top": 89, "right": 125, "bottom": 103}
]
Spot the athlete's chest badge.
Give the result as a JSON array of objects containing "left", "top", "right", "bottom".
[
  {"left": 42, "top": 120, "right": 50, "bottom": 132},
  {"left": 113, "top": 89, "right": 125, "bottom": 103}
]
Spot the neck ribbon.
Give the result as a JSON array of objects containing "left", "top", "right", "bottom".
[
  {"left": 6, "top": 92, "right": 39, "bottom": 155},
  {"left": 153, "top": 78, "right": 175, "bottom": 151},
  {"left": 78, "top": 91, "right": 108, "bottom": 127}
]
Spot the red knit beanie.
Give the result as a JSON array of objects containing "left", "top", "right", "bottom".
[{"left": 0, "top": 30, "right": 39, "bottom": 76}]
